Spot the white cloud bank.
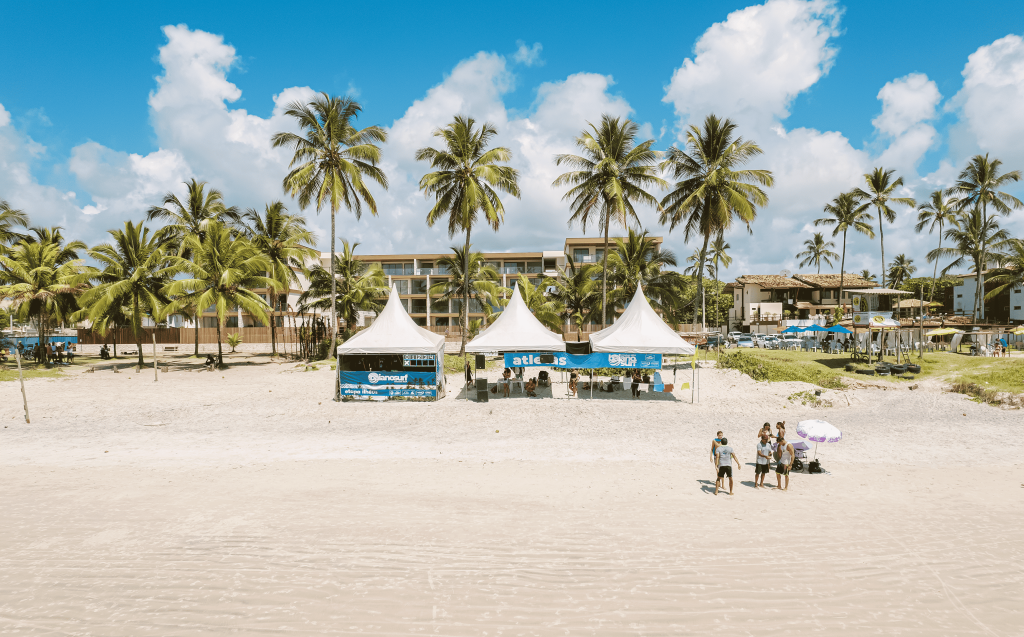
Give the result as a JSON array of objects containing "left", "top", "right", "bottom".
[{"left": 1, "top": 8, "right": 1021, "bottom": 277}]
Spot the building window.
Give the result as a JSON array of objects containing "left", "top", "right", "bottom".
[
  {"left": 1015, "top": 306, "right": 1022, "bottom": 311},
  {"left": 822, "top": 290, "right": 833, "bottom": 300},
  {"left": 393, "top": 279, "right": 409, "bottom": 295},
  {"left": 957, "top": 294, "right": 963, "bottom": 298},
  {"left": 527, "top": 261, "right": 542, "bottom": 273},
  {"left": 595, "top": 249, "right": 604, "bottom": 262},
  {"left": 504, "top": 261, "right": 525, "bottom": 274},
  {"left": 400, "top": 298, "right": 411, "bottom": 313},
  {"left": 431, "top": 298, "right": 448, "bottom": 313},
  {"left": 469, "top": 299, "right": 483, "bottom": 313},
  {"left": 450, "top": 299, "right": 462, "bottom": 315},
  {"left": 411, "top": 279, "right": 428, "bottom": 294},
  {"left": 411, "top": 299, "right": 427, "bottom": 314},
  {"left": 573, "top": 248, "right": 589, "bottom": 262},
  {"left": 412, "top": 317, "right": 427, "bottom": 326},
  {"left": 434, "top": 317, "right": 449, "bottom": 326},
  {"left": 226, "top": 317, "right": 238, "bottom": 328},
  {"left": 382, "top": 262, "right": 413, "bottom": 276}
]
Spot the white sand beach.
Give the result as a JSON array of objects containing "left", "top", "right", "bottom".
[{"left": 1, "top": 359, "right": 1022, "bottom": 634}]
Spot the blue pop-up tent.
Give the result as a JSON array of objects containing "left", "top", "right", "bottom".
[
  {"left": 781, "top": 326, "right": 804, "bottom": 333},
  {"left": 827, "top": 324, "right": 852, "bottom": 334},
  {"left": 804, "top": 324, "right": 827, "bottom": 333}
]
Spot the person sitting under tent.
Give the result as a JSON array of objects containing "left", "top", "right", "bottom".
[
  {"left": 100, "top": 344, "right": 111, "bottom": 360},
  {"left": 525, "top": 377, "right": 538, "bottom": 397},
  {"left": 501, "top": 367, "right": 512, "bottom": 397},
  {"left": 569, "top": 370, "right": 579, "bottom": 396}
]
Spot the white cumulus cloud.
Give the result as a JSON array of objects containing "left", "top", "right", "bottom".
[{"left": 513, "top": 41, "right": 544, "bottom": 67}]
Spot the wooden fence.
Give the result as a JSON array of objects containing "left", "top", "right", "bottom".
[{"left": 77, "top": 326, "right": 301, "bottom": 345}]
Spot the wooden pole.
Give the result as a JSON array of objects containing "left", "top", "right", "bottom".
[
  {"left": 153, "top": 332, "right": 158, "bottom": 381},
  {"left": 15, "top": 347, "right": 30, "bottom": 423}
]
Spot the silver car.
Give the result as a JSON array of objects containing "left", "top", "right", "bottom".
[{"left": 736, "top": 336, "right": 755, "bottom": 348}]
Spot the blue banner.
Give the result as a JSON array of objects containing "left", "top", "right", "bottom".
[
  {"left": 503, "top": 352, "right": 662, "bottom": 369},
  {"left": 339, "top": 370, "right": 437, "bottom": 398}
]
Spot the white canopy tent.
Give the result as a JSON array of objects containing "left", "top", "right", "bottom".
[
  {"left": 589, "top": 284, "right": 696, "bottom": 355},
  {"left": 336, "top": 285, "right": 445, "bottom": 356},
  {"left": 466, "top": 284, "right": 566, "bottom": 353}
]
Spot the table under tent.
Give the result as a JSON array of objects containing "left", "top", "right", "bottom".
[
  {"left": 467, "top": 284, "right": 696, "bottom": 399},
  {"left": 336, "top": 285, "right": 446, "bottom": 401}
]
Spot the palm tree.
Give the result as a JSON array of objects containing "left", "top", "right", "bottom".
[
  {"left": 0, "top": 200, "right": 29, "bottom": 247},
  {"left": 553, "top": 115, "right": 664, "bottom": 326},
  {"left": 815, "top": 191, "right": 875, "bottom": 309},
  {"left": 241, "top": 202, "right": 319, "bottom": 356},
  {"left": 915, "top": 189, "right": 958, "bottom": 306},
  {"left": 148, "top": 178, "right": 239, "bottom": 356},
  {"left": 796, "top": 232, "right": 839, "bottom": 273},
  {"left": 272, "top": 94, "right": 388, "bottom": 368},
  {"left": 708, "top": 236, "right": 732, "bottom": 329},
  {"left": 165, "top": 222, "right": 274, "bottom": 367},
  {"left": 298, "top": 239, "right": 388, "bottom": 338},
  {"left": 947, "top": 154, "right": 1022, "bottom": 320},
  {"left": 928, "top": 208, "right": 1012, "bottom": 321},
  {"left": 546, "top": 255, "right": 601, "bottom": 340},
  {"left": 427, "top": 246, "right": 502, "bottom": 335},
  {"left": 887, "top": 254, "right": 917, "bottom": 289},
  {"left": 605, "top": 228, "right": 682, "bottom": 314},
  {"left": 853, "top": 168, "right": 916, "bottom": 288},
  {"left": 511, "top": 273, "right": 563, "bottom": 332},
  {"left": 659, "top": 114, "right": 773, "bottom": 328},
  {"left": 77, "top": 221, "right": 178, "bottom": 366},
  {"left": 416, "top": 115, "right": 519, "bottom": 355},
  {"left": 0, "top": 232, "right": 89, "bottom": 354},
  {"left": 860, "top": 270, "right": 877, "bottom": 284},
  {"left": 985, "top": 239, "right": 1024, "bottom": 301}
]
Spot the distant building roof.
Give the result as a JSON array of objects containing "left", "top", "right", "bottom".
[
  {"left": 733, "top": 275, "right": 812, "bottom": 289},
  {"left": 793, "top": 273, "right": 875, "bottom": 288}
]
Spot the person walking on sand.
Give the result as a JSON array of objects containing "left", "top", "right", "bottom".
[
  {"left": 710, "top": 430, "right": 724, "bottom": 490},
  {"left": 714, "top": 437, "right": 740, "bottom": 495},
  {"left": 755, "top": 431, "right": 773, "bottom": 488},
  {"left": 776, "top": 434, "right": 794, "bottom": 491}
]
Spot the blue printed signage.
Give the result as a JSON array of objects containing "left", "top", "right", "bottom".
[
  {"left": 503, "top": 352, "right": 662, "bottom": 369},
  {"left": 339, "top": 370, "right": 437, "bottom": 398}
]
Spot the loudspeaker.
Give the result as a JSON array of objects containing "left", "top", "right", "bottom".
[
  {"left": 475, "top": 354, "right": 486, "bottom": 370},
  {"left": 539, "top": 353, "right": 554, "bottom": 364},
  {"left": 476, "top": 378, "right": 488, "bottom": 391},
  {"left": 476, "top": 389, "right": 489, "bottom": 403}
]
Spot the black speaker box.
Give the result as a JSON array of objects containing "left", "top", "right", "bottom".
[
  {"left": 476, "top": 378, "right": 488, "bottom": 391},
  {"left": 539, "top": 353, "right": 554, "bottom": 364},
  {"left": 475, "top": 354, "right": 486, "bottom": 370},
  {"left": 476, "top": 389, "right": 489, "bottom": 403}
]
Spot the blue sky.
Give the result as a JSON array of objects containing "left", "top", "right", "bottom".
[{"left": 1, "top": 0, "right": 1023, "bottom": 279}]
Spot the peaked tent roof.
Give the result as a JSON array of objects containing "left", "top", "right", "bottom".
[
  {"left": 336, "top": 285, "right": 445, "bottom": 355},
  {"left": 465, "top": 284, "right": 566, "bottom": 353},
  {"left": 588, "top": 285, "right": 696, "bottom": 355}
]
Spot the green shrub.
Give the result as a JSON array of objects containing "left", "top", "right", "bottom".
[{"left": 719, "top": 351, "right": 844, "bottom": 389}]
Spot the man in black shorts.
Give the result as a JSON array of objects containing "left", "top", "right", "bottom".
[
  {"left": 776, "top": 434, "right": 794, "bottom": 491},
  {"left": 755, "top": 431, "right": 773, "bottom": 488},
  {"left": 711, "top": 430, "right": 724, "bottom": 490},
  {"left": 714, "top": 437, "right": 740, "bottom": 495}
]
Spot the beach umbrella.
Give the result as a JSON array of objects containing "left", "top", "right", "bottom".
[
  {"left": 826, "top": 325, "right": 852, "bottom": 334},
  {"left": 804, "top": 324, "right": 827, "bottom": 333},
  {"left": 781, "top": 326, "right": 804, "bottom": 333},
  {"left": 796, "top": 419, "right": 842, "bottom": 462}
]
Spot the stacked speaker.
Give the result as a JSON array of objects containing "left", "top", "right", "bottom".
[{"left": 476, "top": 377, "right": 489, "bottom": 402}]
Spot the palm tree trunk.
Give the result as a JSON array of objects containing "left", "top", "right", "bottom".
[
  {"left": 216, "top": 321, "right": 224, "bottom": 368},
  {"left": 714, "top": 262, "right": 719, "bottom": 329},
  {"left": 460, "top": 227, "right": 470, "bottom": 357},
  {"left": 134, "top": 295, "right": 145, "bottom": 367},
  {"left": 331, "top": 208, "right": 339, "bottom": 400},
  {"left": 193, "top": 308, "right": 200, "bottom": 357},
  {"left": 929, "top": 229, "right": 941, "bottom": 306},
  {"left": 270, "top": 293, "right": 278, "bottom": 356},
  {"left": 601, "top": 215, "right": 609, "bottom": 327},
  {"left": 696, "top": 234, "right": 711, "bottom": 330},
  {"left": 113, "top": 328, "right": 118, "bottom": 357},
  {"left": 879, "top": 210, "right": 887, "bottom": 289},
  {"left": 977, "top": 201, "right": 987, "bottom": 322},
  {"left": 839, "top": 230, "right": 847, "bottom": 318}
]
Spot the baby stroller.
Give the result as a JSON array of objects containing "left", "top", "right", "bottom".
[
  {"left": 537, "top": 370, "right": 550, "bottom": 387},
  {"left": 789, "top": 439, "right": 811, "bottom": 472}
]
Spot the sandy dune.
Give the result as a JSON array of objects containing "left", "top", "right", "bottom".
[{"left": 1, "top": 359, "right": 1022, "bottom": 634}]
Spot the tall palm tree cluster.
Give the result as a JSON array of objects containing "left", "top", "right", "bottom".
[
  {"left": 0, "top": 185, "right": 331, "bottom": 368},
  {"left": 810, "top": 154, "right": 1022, "bottom": 322}
]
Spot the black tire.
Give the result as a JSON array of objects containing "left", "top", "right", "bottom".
[
  {"left": 907, "top": 364, "right": 921, "bottom": 374},
  {"left": 845, "top": 363, "right": 856, "bottom": 372},
  {"left": 791, "top": 459, "right": 804, "bottom": 472}
]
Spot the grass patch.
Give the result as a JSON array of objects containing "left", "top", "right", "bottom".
[
  {"left": 787, "top": 390, "right": 834, "bottom": 408},
  {"left": 948, "top": 381, "right": 1002, "bottom": 405},
  {"left": 0, "top": 364, "right": 63, "bottom": 382},
  {"left": 718, "top": 351, "right": 844, "bottom": 389},
  {"left": 713, "top": 348, "right": 1024, "bottom": 394}
]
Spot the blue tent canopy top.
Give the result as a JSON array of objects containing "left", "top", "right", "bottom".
[
  {"left": 804, "top": 324, "right": 828, "bottom": 332},
  {"left": 781, "top": 326, "right": 804, "bottom": 333},
  {"left": 826, "top": 325, "right": 852, "bottom": 334}
]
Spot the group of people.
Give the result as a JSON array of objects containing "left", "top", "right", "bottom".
[
  {"left": 4, "top": 341, "right": 76, "bottom": 365},
  {"left": 710, "top": 422, "right": 795, "bottom": 495}
]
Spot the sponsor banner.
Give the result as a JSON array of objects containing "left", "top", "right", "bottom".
[
  {"left": 338, "top": 370, "right": 437, "bottom": 398},
  {"left": 853, "top": 310, "right": 893, "bottom": 327},
  {"left": 503, "top": 352, "right": 662, "bottom": 369}
]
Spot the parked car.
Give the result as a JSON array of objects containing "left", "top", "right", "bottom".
[
  {"left": 753, "top": 334, "right": 767, "bottom": 347},
  {"left": 779, "top": 334, "right": 801, "bottom": 348},
  {"left": 736, "top": 335, "right": 755, "bottom": 348},
  {"left": 763, "top": 335, "right": 780, "bottom": 349},
  {"left": 728, "top": 331, "right": 744, "bottom": 342},
  {"left": 700, "top": 335, "right": 726, "bottom": 350}
]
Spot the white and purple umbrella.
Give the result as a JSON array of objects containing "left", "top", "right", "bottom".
[{"left": 796, "top": 419, "right": 842, "bottom": 462}]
